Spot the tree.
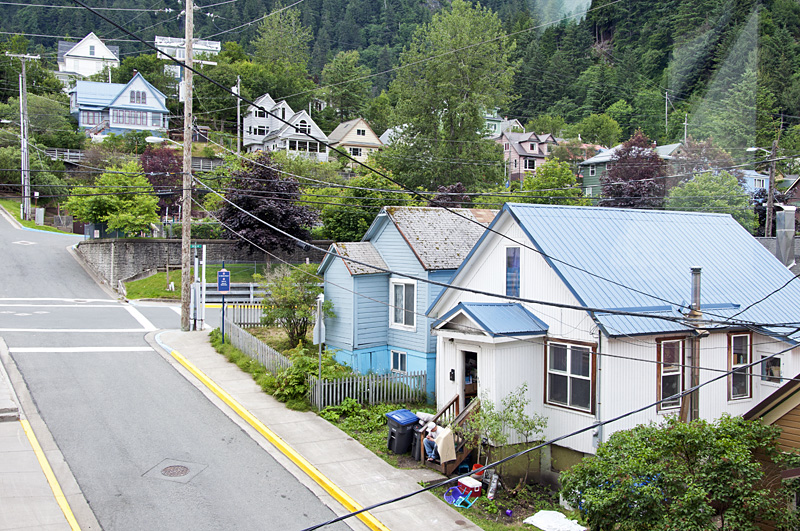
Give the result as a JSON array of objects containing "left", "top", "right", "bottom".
[
  {"left": 668, "top": 136, "right": 738, "bottom": 189},
  {"left": 572, "top": 113, "right": 622, "bottom": 148},
  {"left": 600, "top": 130, "right": 667, "bottom": 209},
  {"left": 0, "top": 94, "right": 83, "bottom": 149},
  {"left": 524, "top": 114, "right": 566, "bottom": 137},
  {"left": 140, "top": 146, "right": 181, "bottom": 216},
  {"left": 428, "top": 182, "right": 471, "bottom": 208},
  {"left": 252, "top": 3, "right": 313, "bottom": 69},
  {"left": 315, "top": 171, "right": 418, "bottom": 241},
  {"left": 561, "top": 415, "right": 798, "bottom": 531},
  {"left": 518, "top": 159, "right": 589, "bottom": 205},
  {"left": 258, "top": 263, "right": 334, "bottom": 348},
  {"left": 319, "top": 50, "right": 371, "bottom": 121},
  {"left": 64, "top": 161, "right": 159, "bottom": 235},
  {"left": 217, "top": 151, "right": 316, "bottom": 253},
  {"left": 378, "top": 0, "right": 515, "bottom": 189},
  {"left": 666, "top": 171, "right": 754, "bottom": 230}
]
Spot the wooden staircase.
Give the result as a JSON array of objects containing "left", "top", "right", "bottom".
[{"left": 417, "top": 395, "right": 480, "bottom": 476}]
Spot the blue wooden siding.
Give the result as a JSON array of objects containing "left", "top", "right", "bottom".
[
  {"left": 426, "top": 269, "right": 454, "bottom": 352},
  {"left": 353, "top": 274, "right": 389, "bottom": 348},
  {"left": 332, "top": 345, "right": 434, "bottom": 399},
  {"left": 323, "top": 259, "right": 354, "bottom": 349}
]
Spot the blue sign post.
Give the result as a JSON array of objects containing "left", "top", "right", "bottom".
[{"left": 218, "top": 264, "right": 230, "bottom": 343}]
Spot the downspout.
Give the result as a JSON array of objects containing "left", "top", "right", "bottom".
[{"left": 592, "top": 327, "right": 603, "bottom": 448}]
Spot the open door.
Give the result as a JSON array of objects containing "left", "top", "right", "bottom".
[{"left": 463, "top": 350, "right": 478, "bottom": 405}]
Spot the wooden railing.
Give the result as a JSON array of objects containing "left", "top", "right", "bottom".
[
  {"left": 308, "top": 371, "right": 426, "bottom": 410},
  {"left": 420, "top": 395, "right": 480, "bottom": 475}
]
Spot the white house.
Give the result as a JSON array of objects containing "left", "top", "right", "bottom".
[
  {"left": 243, "top": 93, "right": 329, "bottom": 162},
  {"left": 327, "top": 118, "right": 382, "bottom": 167},
  {"left": 69, "top": 72, "right": 169, "bottom": 136},
  {"left": 155, "top": 36, "right": 221, "bottom": 79},
  {"left": 427, "top": 203, "right": 800, "bottom": 480},
  {"left": 56, "top": 33, "right": 119, "bottom": 83}
]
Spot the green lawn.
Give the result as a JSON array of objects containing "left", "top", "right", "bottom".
[
  {"left": 124, "top": 263, "right": 266, "bottom": 300},
  {"left": 0, "top": 198, "right": 74, "bottom": 234}
]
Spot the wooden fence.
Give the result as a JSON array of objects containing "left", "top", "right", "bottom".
[
  {"left": 224, "top": 317, "right": 293, "bottom": 374},
  {"left": 308, "top": 371, "right": 426, "bottom": 410},
  {"left": 227, "top": 304, "right": 264, "bottom": 327}
]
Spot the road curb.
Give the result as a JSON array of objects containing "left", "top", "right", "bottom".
[{"left": 153, "top": 331, "right": 389, "bottom": 531}]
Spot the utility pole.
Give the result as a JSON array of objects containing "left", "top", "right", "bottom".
[
  {"left": 665, "top": 90, "right": 669, "bottom": 135},
  {"left": 680, "top": 268, "right": 703, "bottom": 423},
  {"left": 765, "top": 139, "right": 778, "bottom": 238},
  {"left": 181, "top": 0, "right": 194, "bottom": 331},
  {"left": 234, "top": 75, "right": 241, "bottom": 154},
  {"left": 683, "top": 113, "right": 688, "bottom": 144},
  {"left": 7, "top": 53, "right": 39, "bottom": 221}
]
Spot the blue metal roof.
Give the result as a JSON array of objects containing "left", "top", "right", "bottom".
[
  {"left": 503, "top": 203, "right": 800, "bottom": 340},
  {"left": 73, "top": 80, "right": 125, "bottom": 107},
  {"left": 438, "top": 302, "right": 549, "bottom": 337}
]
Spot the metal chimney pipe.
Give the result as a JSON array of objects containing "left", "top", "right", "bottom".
[{"left": 690, "top": 267, "right": 702, "bottom": 317}]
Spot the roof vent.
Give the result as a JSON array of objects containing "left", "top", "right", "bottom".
[
  {"left": 689, "top": 267, "right": 702, "bottom": 319},
  {"left": 775, "top": 207, "right": 797, "bottom": 268}
]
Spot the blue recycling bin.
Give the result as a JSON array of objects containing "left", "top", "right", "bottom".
[{"left": 385, "top": 409, "right": 419, "bottom": 454}]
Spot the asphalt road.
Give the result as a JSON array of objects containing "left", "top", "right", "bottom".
[{"left": 0, "top": 219, "right": 346, "bottom": 530}]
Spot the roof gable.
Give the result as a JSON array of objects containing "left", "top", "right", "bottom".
[
  {"left": 435, "top": 302, "right": 549, "bottom": 337},
  {"left": 363, "top": 207, "right": 497, "bottom": 270},
  {"left": 107, "top": 73, "right": 168, "bottom": 112},
  {"left": 328, "top": 118, "right": 382, "bottom": 147},
  {"left": 319, "top": 242, "right": 388, "bottom": 276},
  {"left": 63, "top": 32, "right": 118, "bottom": 61}
]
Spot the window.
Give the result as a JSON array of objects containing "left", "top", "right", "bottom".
[
  {"left": 584, "top": 186, "right": 593, "bottom": 197},
  {"left": 89, "top": 45, "right": 95, "bottom": 56},
  {"left": 589, "top": 164, "right": 596, "bottom": 177},
  {"left": 289, "top": 140, "right": 297, "bottom": 150},
  {"left": 350, "top": 147, "right": 363, "bottom": 157},
  {"left": 391, "top": 351, "right": 407, "bottom": 373},
  {"left": 255, "top": 110, "right": 266, "bottom": 118},
  {"left": 504, "top": 143, "right": 510, "bottom": 151},
  {"left": 296, "top": 120, "right": 310, "bottom": 134},
  {"left": 729, "top": 333, "right": 752, "bottom": 399},
  {"left": 308, "top": 142, "right": 319, "bottom": 153},
  {"left": 530, "top": 142, "right": 538, "bottom": 151},
  {"left": 356, "top": 128, "right": 366, "bottom": 136},
  {"left": 390, "top": 279, "right": 415, "bottom": 330},
  {"left": 298, "top": 141, "right": 308, "bottom": 152},
  {"left": 152, "top": 113, "right": 160, "bottom": 127},
  {"left": 547, "top": 342, "right": 593, "bottom": 412},
  {"left": 524, "top": 158, "right": 536, "bottom": 170},
  {"left": 657, "top": 338, "right": 683, "bottom": 410},
  {"left": 141, "top": 92, "right": 146, "bottom": 104},
  {"left": 130, "top": 91, "right": 136, "bottom": 103},
  {"left": 255, "top": 126, "right": 266, "bottom": 136},
  {"left": 762, "top": 355, "right": 781, "bottom": 383},
  {"left": 506, "top": 247, "right": 520, "bottom": 297},
  {"left": 753, "top": 178, "right": 766, "bottom": 189}
]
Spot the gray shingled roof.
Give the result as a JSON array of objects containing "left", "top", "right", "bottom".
[
  {"left": 334, "top": 242, "right": 388, "bottom": 275},
  {"left": 382, "top": 207, "right": 497, "bottom": 270}
]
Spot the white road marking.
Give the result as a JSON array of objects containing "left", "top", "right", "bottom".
[
  {"left": 9, "top": 346, "right": 154, "bottom": 353},
  {"left": 171, "top": 306, "right": 181, "bottom": 316},
  {"left": 12, "top": 240, "right": 36, "bottom": 245},
  {"left": 0, "top": 298, "right": 111, "bottom": 303},
  {"left": 124, "top": 305, "right": 157, "bottom": 331},
  {"left": 0, "top": 328, "right": 152, "bottom": 333},
  {"left": 0, "top": 304, "right": 119, "bottom": 308}
]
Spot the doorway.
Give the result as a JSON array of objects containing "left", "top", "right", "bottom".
[{"left": 463, "top": 350, "right": 477, "bottom": 405}]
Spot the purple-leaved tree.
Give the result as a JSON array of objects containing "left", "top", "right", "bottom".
[{"left": 600, "top": 130, "right": 666, "bottom": 209}]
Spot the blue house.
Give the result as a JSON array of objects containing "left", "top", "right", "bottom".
[
  {"left": 69, "top": 72, "right": 169, "bottom": 137},
  {"left": 318, "top": 206, "right": 496, "bottom": 399}
]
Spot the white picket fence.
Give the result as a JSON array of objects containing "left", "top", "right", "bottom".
[
  {"left": 308, "top": 371, "right": 427, "bottom": 410},
  {"left": 224, "top": 318, "right": 293, "bottom": 374}
]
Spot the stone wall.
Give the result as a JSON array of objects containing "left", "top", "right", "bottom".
[{"left": 76, "top": 238, "right": 331, "bottom": 286}]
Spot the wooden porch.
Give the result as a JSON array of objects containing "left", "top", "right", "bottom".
[{"left": 416, "top": 395, "right": 479, "bottom": 476}]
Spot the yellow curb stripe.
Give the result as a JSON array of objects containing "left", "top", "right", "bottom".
[
  {"left": 169, "top": 349, "right": 389, "bottom": 531},
  {"left": 20, "top": 419, "right": 81, "bottom": 531}
]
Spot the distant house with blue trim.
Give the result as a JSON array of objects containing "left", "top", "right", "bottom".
[
  {"left": 69, "top": 72, "right": 169, "bottom": 137},
  {"left": 428, "top": 203, "right": 800, "bottom": 482},
  {"left": 318, "top": 206, "right": 496, "bottom": 400},
  {"left": 578, "top": 143, "right": 682, "bottom": 198}
]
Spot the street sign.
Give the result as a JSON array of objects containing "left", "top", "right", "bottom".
[
  {"left": 217, "top": 268, "right": 230, "bottom": 294},
  {"left": 190, "top": 244, "right": 202, "bottom": 249}
]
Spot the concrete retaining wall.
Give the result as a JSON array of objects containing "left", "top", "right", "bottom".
[{"left": 76, "top": 238, "right": 331, "bottom": 286}]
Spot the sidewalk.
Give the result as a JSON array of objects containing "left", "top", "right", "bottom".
[{"left": 154, "top": 329, "right": 480, "bottom": 531}]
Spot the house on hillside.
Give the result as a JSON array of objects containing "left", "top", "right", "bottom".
[
  {"left": 69, "top": 72, "right": 169, "bottom": 137},
  {"left": 318, "top": 206, "right": 497, "bottom": 398},
  {"left": 155, "top": 36, "right": 221, "bottom": 79},
  {"left": 56, "top": 33, "right": 119, "bottom": 85},
  {"left": 243, "top": 93, "right": 329, "bottom": 162},
  {"left": 498, "top": 131, "right": 558, "bottom": 182},
  {"left": 427, "top": 203, "right": 800, "bottom": 482},
  {"left": 327, "top": 118, "right": 382, "bottom": 167},
  {"left": 484, "top": 109, "right": 523, "bottom": 138},
  {"left": 578, "top": 143, "right": 682, "bottom": 197}
]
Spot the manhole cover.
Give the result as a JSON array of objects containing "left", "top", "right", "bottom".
[
  {"left": 455, "top": 520, "right": 467, "bottom": 526},
  {"left": 161, "top": 465, "right": 190, "bottom": 477}
]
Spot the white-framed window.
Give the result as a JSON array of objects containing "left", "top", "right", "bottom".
[
  {"left": 255, "top": 110, "right": 266, "bottom": 118},
  {"left": 546, "top": 342, "right": 593, "bottom": 412},
  {"left": 390, "top": 279, "right": 416, "bottom": 330},
  {"left": 524, "top": 158, "right": 536, "bottom": 170},
  {"left": 589, "top": 164, "right": 596, "bottom": 177},
  {"left": 296, "top": 120, "right": 311, "bottom": 134},
  {"left": 89, "top": 45, "right": 95, "bottom": 56},
  {"left": 356, "top": 128, "right": 366, "bottom": 136},
  {"left": 255, "top": 126, "right": 266, "bottom": 136},
  {"left": 130, "top": 90, "right": 136, "bottom": 103},
  {"left": 657, "top": 338, "right": 684, "bottom": 410},
  {"left": 391, "top": 350, "right": 407, "bottom": 373},
  {"left": 530, "top": 142, "right": 538, "bottom": 151},
  {"left": 350, "top": 147, "right": 362, "bottom": 157},
  {"left": 729, "top": 333, "right": 752, "bottom": 399},
  {"left": 152, "top": 113, "right": 160, "bottom": 127},
  {"left": 761, "top": 355, "right": 781, "bottom": 383},
  {"left": 584, "top": 186, "right": 593, "bottom": 197},
  {"left": 753, "top": 178, "right": 766, "bottom": 189},
  {"left": 606, "top": 163, "right": 613, "bottom": 170}
]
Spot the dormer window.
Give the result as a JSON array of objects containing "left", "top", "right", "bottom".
[{"left": 530, "top": 142, "right": 538, "bottom": 151}]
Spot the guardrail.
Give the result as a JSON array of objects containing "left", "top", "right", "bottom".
[{"left": 202, "top": 283, "right": 264, "bottom": 303}]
